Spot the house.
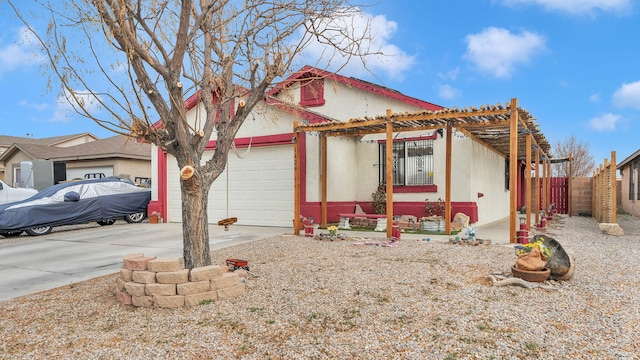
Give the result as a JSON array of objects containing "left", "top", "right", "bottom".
[
  {"left": 616, "top": 149, "right": 640, "bottom": 217},
  {"left": 0, "top": 134, "right": 151, "bottom": 189},
  {"left": 149, "top": 66, "right": 551, "bottom": 231},
  {"left": 0, "top": 133, "right": 97, "bottom": 182}
]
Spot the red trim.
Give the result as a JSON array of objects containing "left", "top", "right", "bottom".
[
  {"left": 301, "top": 200, "right": 478, "bottom": 224},
  {"left": 204, "top": 133, "right": 293, "bottom": 150},
  {"left": 299, "top": 78, "right": 325, "bottom": 107},
  {"left": 268, "top": 97, "right": 332, "bottom": 124},
  {"left": 270, "top": 65, "right": 443, "bottom": 111},
  {"left": 147, "top": 147, "right": 168, "bottom": 220},
  {"left": 394, "top": 185, "right": 437, "bottom": 193}
]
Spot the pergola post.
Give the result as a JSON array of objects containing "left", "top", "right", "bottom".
[
  {"left": 321, "top": 133, "right": 328, "bottom": 227},
  {"left": 525, "top": 133, "right": 532, "bottom": 229},
  {"left": 610, "top": 151, "right": 617, "bottom": 224},
  {"left": 385, "top": 109, "right": 394, "bottom": 239},
  {"left": 509, "top": 98, "right": 518, "bottom": 244},
  {"left": 445, "top": 124, "right": 452, "bottom": 234},
  {"left": 293, "top": 121, "right": 302, "bottom": 234},
  {"left": 568, "top": 153, "right": 573, "bottom": 217},
  {"left": 534, "top": 149, "right": 540, "bottom": 225}
]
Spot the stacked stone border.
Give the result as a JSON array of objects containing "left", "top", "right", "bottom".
[{"left": 115, "top": 253, "right": 245, "bottom": 308}]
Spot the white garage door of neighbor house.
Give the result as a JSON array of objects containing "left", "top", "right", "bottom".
[
  {"left": 167, "top": 145, "right": 294, "bottom": 227},
  {"left": 66, "top": 166, "right": 114, "bottom": 180}
]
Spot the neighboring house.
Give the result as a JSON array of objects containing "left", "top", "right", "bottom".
[
  {"left": 150, "top": 66, "right": 549, "bottom": 228},
  {"left": 617, "top": 149, "right": 640, "bottom": 217},
  {"left": 0, "top": 134, "right": 151, "bottom": 190},
  {"left": 0, "top": 133, "right": 98, "bottom": 182}
]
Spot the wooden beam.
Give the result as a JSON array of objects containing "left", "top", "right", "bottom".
[
  {"left": 385, "top": 109, "right": 394, "bottom": 239},
  {"left": 321, "top": 133, "right": 328, "bottom": 228},
  {"left": 393, "top": 108, "right": 510, "bottom": 122},
  {"left": 445, "top": 124, "right": 452, "bottom": 235},
  {"left": 293, "top": 121, "right": 301, "bottom": 234},
  {"left": 509, "top": 98, "right": 518, "bottom": 244}
]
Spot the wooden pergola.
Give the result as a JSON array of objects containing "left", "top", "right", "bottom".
[{"left": 293, "top": 98, "right": 553, "bottom": 243}]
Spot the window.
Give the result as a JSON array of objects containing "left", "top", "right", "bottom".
[
  {"left": 13, "top": 167, "right": 22, "bottom": 187},
  {"left": 505, "top": 159, "right": 510, "bottom": 190},
  {"left": 299, "top": 78, "right": 325, "bottom": 107},
  {"left": 379, "top": 139, "right": 434, "bottom": 186},
  {"left": 637, "top": 161, "right": 640, "bottom": 200},
  {"left": 630, "top": 162, "right": 635, "bottom": 200}
]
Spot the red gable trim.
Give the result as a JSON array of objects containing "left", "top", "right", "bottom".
[
  {"left": 267, "top": 97, "right": 333, "bottom": 125},
  {"left": 269, "top": 65, "right": 444, "bottom": 111}
]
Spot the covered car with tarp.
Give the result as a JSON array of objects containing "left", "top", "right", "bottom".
[{"left": 0, "top": 177, "right": 151, "bottom": 237}]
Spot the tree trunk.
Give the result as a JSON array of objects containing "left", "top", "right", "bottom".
[{"left": 180, "top": 176, "right": 211, "bottom": 269}]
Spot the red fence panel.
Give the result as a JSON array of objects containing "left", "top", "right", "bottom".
[{"left": 551, "top": 177, "right": 568, "bottom": 214}]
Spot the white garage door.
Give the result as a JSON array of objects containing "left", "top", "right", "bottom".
[
  {"left": 167, "top": 144, "right": 294, "bottom": 227},
  {"left": 66, "top": 166, "right": 114, "bottom": 180}
]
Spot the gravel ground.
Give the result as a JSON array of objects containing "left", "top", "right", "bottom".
[{"left": 1, "top": 214, "right": 639, "bottom": 359}]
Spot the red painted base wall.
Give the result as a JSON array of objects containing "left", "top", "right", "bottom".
[{"left": 300, "top": 201, "right": 478, "bottom": 224}]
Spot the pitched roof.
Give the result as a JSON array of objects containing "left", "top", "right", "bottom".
[
  {"left": 268, "top": 65, "right": 444, "bottom": 111},
  {"left": 0, "top": 135, "right": 150, "bottom": 163},
  {"left": 0, "top": 133, "right": 98, "bottom": 147},
  {"left": 617, "top": 149, "right": 640, "bottom": 169}
]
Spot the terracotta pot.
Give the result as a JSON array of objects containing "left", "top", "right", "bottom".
[{"left": 511, "top": 265, "right": 550, "bottom": 282}]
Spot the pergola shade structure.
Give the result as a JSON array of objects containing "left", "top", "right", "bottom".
[{"left": 293, "top": 98, "right": 553, "bottom": 243}]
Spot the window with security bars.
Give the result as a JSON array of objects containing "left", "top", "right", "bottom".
[{"left": 379, "top": 139, "right": 434, "bottom": 185}]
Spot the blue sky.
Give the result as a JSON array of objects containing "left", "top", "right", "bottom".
[{"left": 1, "top": 0, "right": 638, "bottom": 166}]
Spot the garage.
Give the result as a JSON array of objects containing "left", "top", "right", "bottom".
[
  {"left": 66, "top": 166, "right": 114, "bottom": 180},
  {"left": 166, "top": 144, "right": 294, "bottom": 226}
]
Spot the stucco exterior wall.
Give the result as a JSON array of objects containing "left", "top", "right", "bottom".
[
  {"left": 275, "top": 79, "right": 426, "bottom": 121},
  {"left": 4, "top": 152, "right": 34, "bottom": 186},
  {"left": 619, "top": 163, "right": 640, "bottom": 217},
  {"left": 305, "top": 134, "right": 357, "bottom": 202},
  {"left": 469, "top": 141, "right": 511, "bottom": 225},
  {"left": 65, "top": 159, "right": 150, "bottom": 181},
  {"left": 53, "top": 135, "right": 97, "bottom": 147}
]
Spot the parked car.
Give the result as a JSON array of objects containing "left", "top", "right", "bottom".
[
  {"left": 0, "top": 177, "right": 151, "bottom": 237},
  {"left": 0, "top": 180, "right": 38, "bottom": 205}
]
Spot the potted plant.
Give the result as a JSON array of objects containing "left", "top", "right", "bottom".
[
  {"left": 370, "top": 185, "right": 386, "bottom": 214},
  {"left": 421, "top": 197, "right": 444, "bottom": 231},
  {"left": 512, "top": 238, "right": 552, "bottom": 282}
]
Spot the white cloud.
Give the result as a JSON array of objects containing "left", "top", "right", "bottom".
[
  {"left": 438, "top": 84, "right": 461, "bottom": 100},
  {"left": 52, "top": 89, "right": 102, "bottom": 123},
  {"left": 0, "top": 26, "right": 45, "bottom": 74},
  {"left": 464, "top": 27, "right": 545, "bottom": 78},
  {"left": 18, "top": 100, "right": 49, "bottom": 111},
  {"left": 589, "top": 93, "right": 601, "bottom": 102},
  {"left": 588, "top": 113, "right": 621, "bottom": 131},
  {"left": 298, "top": 8, "right": 415, "bottom": 79},
  {"left": 438, "top": 67, "right": 460, "bottom": 81},
  {"left": 612, "top": 81, "right": 640, "bottom": 109},
  {"left": 500, "top": 0, "right": 632, "bottom": 15}
]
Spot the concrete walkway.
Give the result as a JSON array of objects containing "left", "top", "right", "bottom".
[{"left": 0, "top": 222, "right": 289, "bottom": 302}]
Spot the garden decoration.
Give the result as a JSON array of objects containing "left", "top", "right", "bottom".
[{"left": 512, "top": 238, "right": 551, "bottom": 282}]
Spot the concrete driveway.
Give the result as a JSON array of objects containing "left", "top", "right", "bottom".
[{"left": 0, "top": 222, "right": 290, "bottom": 302}]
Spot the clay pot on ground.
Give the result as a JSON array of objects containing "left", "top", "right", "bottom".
[{"left": 511, "top": 265, "right": 551, "bottom": 282}]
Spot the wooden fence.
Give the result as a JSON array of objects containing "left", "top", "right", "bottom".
[{"left": 592, "top": 151, "right": 617, "bottom": 223}]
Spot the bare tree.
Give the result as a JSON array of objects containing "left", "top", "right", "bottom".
[
  {"left": 9, "top": 0, "right": 374, "bottom": 268},
  {"left": 552, "top": 135, "right": 595, "bottom": 178}
]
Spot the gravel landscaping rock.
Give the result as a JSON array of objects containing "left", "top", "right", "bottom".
[{"left": 1, "top": 214, "right": 639, "bottom": 359}]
